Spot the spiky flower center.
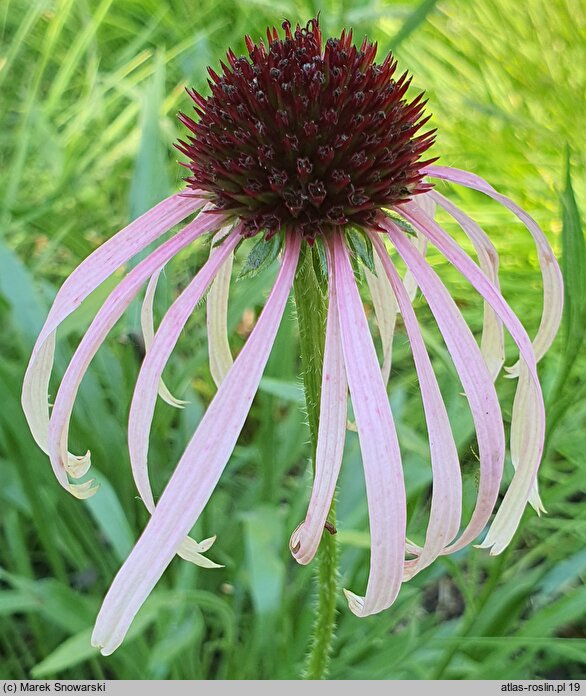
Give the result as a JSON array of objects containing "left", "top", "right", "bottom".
[{"left": 177, "top": 18, "right": 436, "bottom": 240}]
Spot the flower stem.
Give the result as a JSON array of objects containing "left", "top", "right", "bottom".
[{"left": 294, "top": 245, "right": 339, "bottom": 680}]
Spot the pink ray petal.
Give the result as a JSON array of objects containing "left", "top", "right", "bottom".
[
  {"left": 402, "top": 192, "right": 434, "bottom": 301},
  {"left": 22, "top": 193, "right": 203, "bottom": 494},
  {"left": 396, "top": 203, "right": 545, "bottom": 550},
  {"left": 382, "top": 216, "right": 505, "bottom": 555},
  {"left": 46, "top": 212, "right": 223, "bottom": 496},
  {"left": 127, "top": 228, "right": 240, "bottom": 514},
  {"left": 369, "top": 233, "right": 462, "bottom": 580},
  {"left": 333, "top": 233, "right": 406, "bottom": 617},
  {"left": 91, "top": 232, "right": 300, "bottom": 656},
  {"left": 423, "top": 165, "right": 563, "bottom": 374},
  {"left": 141, "top": 270, "right": 189, "bottom": 408},
  {"left": 365, "top": 252, "right": 397, "bottom": 388},
  {"left": 429, "top": 190, "right": 505, "bottom": 380},
  {"left": 290, "top": 244, "right": 347, "bottom": 565},
  {"left": 207, "top": 227, "right": 235, "bottom": 387}
]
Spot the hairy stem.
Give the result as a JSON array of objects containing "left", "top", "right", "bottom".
[{"left": 294, "top": 246, "right": 339, "bottom": 680}]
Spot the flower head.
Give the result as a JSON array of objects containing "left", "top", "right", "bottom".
[
  {"left": 177, "top": 18, "right": 435, "bottom": 240},
  {"left": 22, "top": 17, "right": 562, "bottom": 656}
]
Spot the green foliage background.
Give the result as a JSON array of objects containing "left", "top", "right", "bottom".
[{"left": 0, "top": 0, "right": 585, "bottom": 680}]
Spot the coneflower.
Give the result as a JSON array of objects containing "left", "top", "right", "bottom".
[{"left": 22, "top": 17, "right": 562, "bottom": 658}]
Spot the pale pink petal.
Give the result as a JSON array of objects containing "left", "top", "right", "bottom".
[
  {"left": 141, "top": 270, "right": 189, "bottom": 408},
  {"left": 369, "top": 233, "right": 462, "bottom": 580},
  {"left": 91, "top": 233, "right": 300, "bottom": 656},
  {"left": 430, "top": 190, "right": 505, "bottom": 380},
  {"left": 46, "top": 211, "right": 221, "bottom": 495},
  {"left": 127, "top": 228, "right": 240, "bottom": 514},
  {"left": 365, "top": 252, "right": 397, "bottom": 388},
  {"left": 207, "top": 228, "right": 235, "bottom": 387},
  {"left": 403, "top": 192, "right": 433, "bottom": 301},
  {"left": 47, "top": 215, "right": 219, "bottom": 494},
  {"left": 290, "top": 245, "right": 347, "bottom": 565},
  {"left": 383, "top": 216, "right": 505, "bottom": 555},
  {"left": 22, "top": 193, "right": 203, "bottom": 493},
  {"left": 424, "top": 165, "right": 563, "bottom": 374},
  {"left": 396, "top": 203, "right": 545, "bottom": 549},
  {"left": 333, "top": 233, "right": 406, "bottom": 617}
]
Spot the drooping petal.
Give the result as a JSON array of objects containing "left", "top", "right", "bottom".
[
  {"left": 46, "top": 212, "right": 223, "bottom": 496},
  {"left": 365, "top": 251, "right": 397, "bottom": 388},
  {"left": 382, "top": 216, "right": 505, "bottom": 556},
  {"left": 22, "top": 193, "right": 203, "bottom": 495},
  {"left": 290, "top": 246, "right": 347, "bottom": 565},
  {"left": 402, "top": 192, "right": 434, "bottom": 302},
  {"left": 429, "top": 190, "right": 505, "bottom": 380},
  {"left": 396, "top": 203, "right": 545, "bottom": 550},
  {"left": 423, "top": 165, "right": 563, "bottom": 374},
  {"left": 127, "top": 228, "right": 240, "bottom": 515},
  {"left": 369, "top": 233, "right": 462, "bottom": 580},
  {"left": 365, "top": 192, "right": 434, "bottom": 389},
  {"left": 332, "top": 233, "right": 406, "bottom": 617},
  {"left": 91, "top": 232, "right": 300, "bottom": 656},
  {"left": 207, "top": 227, "right": 235, "bottom": 387},
  {"left": 141, "top": 270, "right": 189, "bottom": 408}
]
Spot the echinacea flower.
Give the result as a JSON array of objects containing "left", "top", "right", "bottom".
[{"left": 22, "top": 17, "right": 562, "bottom": 656}]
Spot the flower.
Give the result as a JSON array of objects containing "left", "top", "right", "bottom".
[{"left": 22, "top": 18, "right": 562, "bottom": 656}]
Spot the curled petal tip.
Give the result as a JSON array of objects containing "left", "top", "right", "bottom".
[
  {"left": 164, "top": 396, "right": 189, "bottom": 409},
  {"left": 504, "top": 364, "right": 520, "bottom": 379},
  {"left": 197, "top": 535, "right": 217, "bottom": 553},
  {"left": 343, "top": 588, "right": 366, "bottom": 617},
  {"left": 91, "top": 636, "right": 116, "bottom": 658},
  {"left": 288, "top": 523, "right": 307, "bottom": 564},
  {"left": 66, "top": 450, "right": 91, "bottom": 478},
  {"left": 70, "top": 479, "right": 99, "bottom": 499},
  {"left": 529, "top": 493, "right": 547, "bottom": 516},
  {"left": 177, "top": 537, "right": 223, "bottom": 567},
  {"left": 158, "top": 383, "right": 189, "bottom": 409}
]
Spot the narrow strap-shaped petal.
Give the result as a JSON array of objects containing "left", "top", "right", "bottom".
[
  {"left": 429, "top": 190, "right": 505, "bottom": 380},
  {"left": 141, "top": 270, "right": 188, "bottom": 408},
  {"left": 366, "top": 192, "right": 434, "bottom": 388},
  {"left": 91, "top": 233, "right": 300, "bottom": 656},
  {"left": 423, "top": 165, "right": 563, "bottom": 374},
  {"left": 290, "top": 246, "right": 347, "bottom": 565},
  {"left": 47, "top": 211, "right": 222, "bottom": 496},
  {"left": 396, "top": 203, "right": 545, "bottom": 550},
  {"left": 333, "top": 233, "right": 406, "bottom": 617},
  {"left": 22, "top": 194, "right": 203, "bottom": 495},
  {"left": 365, "top": 251, "right": 397, "bottom": 388},
  {"left": 402, "top": 192, "right": 433, "bottom": 302},
  {"left": 127, "top": 229, "right": 240, "bottom": 514},
  {"left": 207, "top": 228, "right": 235, "bottom": 387},
  {"left": 369, "top": 233, "right": 462, "bottom": 580},
  {"left": 383, "top": 216, "right": 505, "bottom": 555},
  {"left": 129, "top": 229, "right": 240, "bottom": 568}
]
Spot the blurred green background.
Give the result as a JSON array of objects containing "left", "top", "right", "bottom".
[{"left": 1, "top": 0, "right": 585, "bottom": 680}]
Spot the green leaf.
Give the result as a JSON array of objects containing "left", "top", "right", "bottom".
[
  {"left": 312, "top": 238, "right": 329, "bottom": 291},
  {"left": 546, "top": 149, "right": 585, "bottom": 440},
  {"left": 237, "top": 233, "right": 282, "bottom": 280},
  {"left": 345, "top": 227, "right": 376, "bottom": 274},
  {"left": 259, "top": 376, "right": 304, "bottom": 403},
  {"left": 241, "top": 505, "right": 285, "bottom": 616},
  {"left": 560, "top": 149, "right": 586, "bottom": 363},
  {"left": 129, "top": 53, "right": 171, "bottom": 219},
  {"left": 31, "top": 628, "right": 97, "bottom": 678},
  {"left": 83, "top": 470, "right": 134, "bottom": 563},
  {"left": 0, "top": 240, "right": 47, "bottom": 347},
  {"left": 382, "top": 210, "right": 418, "bottom": 237}
]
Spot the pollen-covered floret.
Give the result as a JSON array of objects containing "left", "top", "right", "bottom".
[{"left": 176, "top": 18, "right": 436, "bottom": 241}]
